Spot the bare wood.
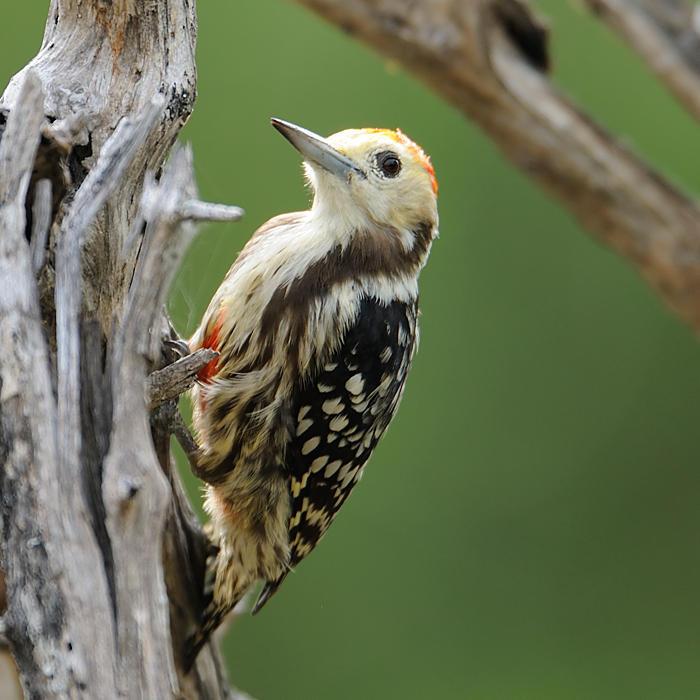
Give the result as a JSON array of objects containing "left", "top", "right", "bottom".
[
  {"left": 102, "top": 145, "right": 198, "bottom": 698},
  {"left": 147, "top": 348, "right": 219, "bottom": 410},
  {"left": 0, "top": 72, "right": 44, "bottom": 204},
  {"left": 54, "top": 100, "right": 165, "bottom": 579},
  {"left": 29, "top": 179, "right": 51, "bottom": 274},
  {"left": 180, "top": 199, "right": 245, "bottom": 223},
  {"left": 296, "top": 0, "right": 700, "bottom": 330},
  {"left": 0, "top": 2, "right": 245, "bottom": 697},
  {"left": 585, "top": 0, "right": 700, "bottom": 122},
  {"left": 110, "top": 144, "right": 250, "bottom": 697},
  {"left": 1, "top": 0, "right": 199, "bottom": 336},
  {"left": 0, "top": 72, "right": 118, "bottom": 697}
]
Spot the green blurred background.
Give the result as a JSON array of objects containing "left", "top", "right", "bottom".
[{"left": 4, "top": 2, "right": 700, "bottom": 698}]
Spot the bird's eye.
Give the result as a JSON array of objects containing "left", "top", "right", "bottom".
[{"left": 377, "top": 151, "right": 401, "bottom": 178}]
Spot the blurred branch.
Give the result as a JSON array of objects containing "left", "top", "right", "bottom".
[
  {"left": 585, "top": 0, "right": 700, "bottom": 122},
  {"left": 296, "top": 0, "right": 700, "bottom": 331}
]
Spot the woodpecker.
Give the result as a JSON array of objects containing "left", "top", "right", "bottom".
[{"left": 187, "top": 118, "right": 438, "bottom": 662}]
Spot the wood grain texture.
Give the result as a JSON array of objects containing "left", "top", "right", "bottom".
[{"left": 0, "top": 3, "right": 246, "bottom": 698}]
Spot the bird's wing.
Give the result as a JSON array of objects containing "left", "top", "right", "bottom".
[{"left": 252, "top": 295, "right": 418, "bottom": 613}]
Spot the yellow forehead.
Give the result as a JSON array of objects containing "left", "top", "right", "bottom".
[{"left": 327, "top": 127, "right": 438, "bottom": 196}]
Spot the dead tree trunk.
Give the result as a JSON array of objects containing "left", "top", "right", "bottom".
[{"left": 0, "top": 2, "right": 244, "bottom": 697}]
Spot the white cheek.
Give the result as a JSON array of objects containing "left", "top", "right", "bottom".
[
  {"left": 355, "top": 176, "right": 410, "bottom": 232},
  {"left": 311, "top": 173, "right": 373, "bottom": 238},
  {"left": 352, "top": 176, "right": 393, "bottom": 223}
]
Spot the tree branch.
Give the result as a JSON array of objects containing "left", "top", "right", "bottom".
[
  {"left": 585, "top": 0, "right": 700, "bottom": 122},
  {"left": 99, "top": 144, "right": 192, "bottom": 697},
  {"left": 54, "top": 98, "right": 166, "bottom": 566},
  {"left": 0, "top": 71, "right": 118, "bottom": 697},
  {"left": 119, "top": 145, "right": 247, "bottom": 697},
  {"left": 147, "top": 348, "right": 219, "bottom": 410},
  {"left": 296, "top": 0, "right": 700, "bottom": 330}
]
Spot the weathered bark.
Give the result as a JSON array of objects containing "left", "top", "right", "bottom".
[
  {"left": 147, "top": 348, "right": 218, "bottom": 411},
  {"left": 585, "top": 0, "right": 700, "bottom": 122},
  {"left": 0, "top": 2, "right": 244, "bottom": 698},
  {"left": 295, "top": 0, "right": 700, "bottom": 331}
]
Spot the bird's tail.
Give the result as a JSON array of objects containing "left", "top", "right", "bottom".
[
  {"left": 184, "top": 525, "right": 229, "bottom": 671},
  {"left": 184, "top": 525, "right": 289, "bottom": 669},
  {"left": 184, "top": 601, "right": 233, "bottom": 671},
  {"left": 251, "top": 572, "right": 288, "bottom": 615}
]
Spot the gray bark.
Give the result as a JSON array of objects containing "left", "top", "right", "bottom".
[{"left": 0, "top": 2, "right": 243, "bottom": 698}]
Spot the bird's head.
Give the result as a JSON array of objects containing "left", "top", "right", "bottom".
[{"left": 271, "top": 118, "right": 438, "bottom": 241}]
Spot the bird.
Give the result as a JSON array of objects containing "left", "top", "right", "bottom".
[{"left": 186, "top": 118, "right": 439, "bottom": 664}]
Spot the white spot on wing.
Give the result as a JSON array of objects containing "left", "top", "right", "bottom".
[
  {"left": 298, "top": 405, "right": 311, "bottom": 422},
  {"left": 345, "top": 373, "right": 365, "bottom": 395},
  {"left": 291, "top": 471, "right": 310, "bottom": 497},
  {"left": 377, "top": 375, "right": 392, "bottom": 398},
  {"left": 324, "top": 459, "right": 342, "bottom": 478},
  {"left": 296, "top": 418, "right": 313, "bottom": 436},
  {"left": 329, "top": 415, "right": 349, "bottom": 432},
  {"left": 310, "top": 455, "right": 329, "bottom": 472},
  {"left": 305, "top": 505, "right": 327, "bottom": 526},
  {"left": 337, "top": 462, "right": 352, "bottom": 481},
  {"left": 296, "top": 540, "right": 312, "bottom": 557},
  {"left": 322, "top": 397, "right": 344, "bottom": 415},
  {"left": 341, "top": 466, "right": 358, "bottom": 489},
  {"left": 301, "top": 436, "right": 320, "bottom": 455}
]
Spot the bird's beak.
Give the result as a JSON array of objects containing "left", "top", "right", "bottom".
[{"left": 271, "top": 118, "right": 365, "bottom": 180}]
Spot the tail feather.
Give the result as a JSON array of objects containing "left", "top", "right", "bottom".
[
  {"left": 184, "top": 601, "right": 231, "bottom": 672},
  {"left": 184, "top": 524, "right": 226, "bottom": 672},
  {"left": 251, "top": 572, "right": 288, "bottom": 615},
  {"left": 185, "top": 525, "right": 290, "bottom": 669}
]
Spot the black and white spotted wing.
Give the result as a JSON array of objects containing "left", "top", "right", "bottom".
[{"left": 253, "top": 296, "right": 418, "bottom": 612}]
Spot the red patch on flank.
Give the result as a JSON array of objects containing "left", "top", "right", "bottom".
[
  {"left": 363, "top": 128, "right": 438, "bottom": 196},
  {"left": 197, "top": 310, "right": 225, "bottom": 384}
]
